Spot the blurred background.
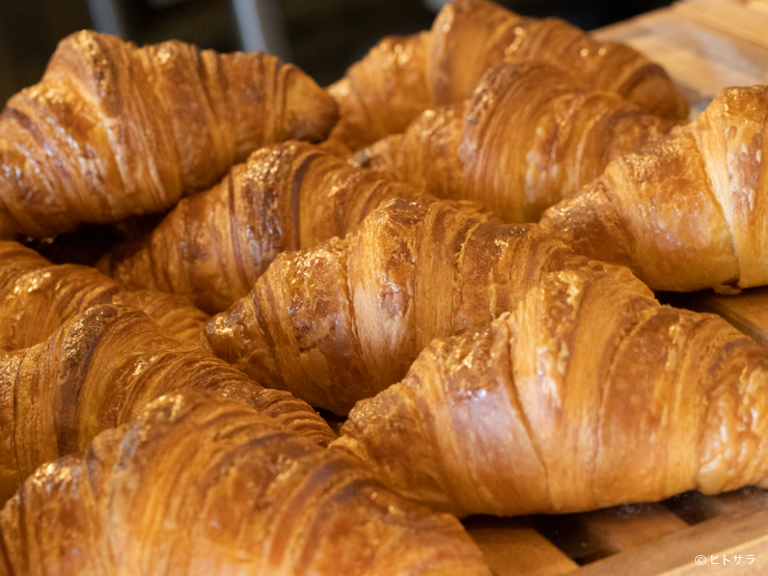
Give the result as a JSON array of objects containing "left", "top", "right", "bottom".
[{"left": 0, "top": 0, "right": 674, "bottom": 106}]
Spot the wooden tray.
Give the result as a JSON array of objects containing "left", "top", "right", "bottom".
[
  {"left": 465, "top": 487, "right": 768, "bottom": 575},
  {"left": 461, "top": 2, "right": 768, "bottom": 573}
]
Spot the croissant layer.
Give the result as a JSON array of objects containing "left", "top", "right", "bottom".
[
  {"left": 332, "top": 267, "right": 768, "bottom": 517},
  {"left": 541, "top": 85, "right": 768, "bottom": 292},
  {"left": 0, "top": 390, "right": 492, "bottom": 575},
  {"left": 428, "top": 0, "right": 688, "bottom": 119},
  {"left": 0, "top": 30, "right": 338, "bottom": 239},
  {"left": 0, "top": 241, "right": 209, "bottom": 350},
  {"left": 97, "top": 142, "right": 425, "bottom": 314},
  {"left": 327, "top": 0, "right": 687, "bottom": 151},
  {"left": 0, "top": 304, "right": 335, "bottom": 503},
  {"left": 205, "top": 196, "right": 648, "bottom": 414},
  {"left": 355, "top": 61, "right": 673, "bottom": 223}
]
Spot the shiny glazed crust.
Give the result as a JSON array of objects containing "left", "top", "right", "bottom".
[
  {"left": 541, "top": 86, "right": 768, "bottom": 292},
  {"left": 0, "top": 304, "right": 335, "bottom": 504},
  {"left": 333, "top": 266, "right": 768, "bottom": 517},
  {"left": 0, "top": 241, "right": 210, "bottom": 350},
  {"left": 204, "top": 196, "right": 645, "bottom": 414},
  {"left": 354, "top": 61, "right": 674, "bottom": 222},
  {"left": 0, "top": 30, "right": 338, "bottom": 239},
  {"left": 0, "top": 390, "right": 492, "bottom": 575},
  {"left": 326, "top": 0, "right": 688, "bottom": 152},
  {"left": 97, "top": 142, "right": 421, "bottom": 314}
]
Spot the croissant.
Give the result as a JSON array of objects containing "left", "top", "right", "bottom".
[
  {"left": 96, "top": 141, "right": 431, "bottom": 314},
  {"left": 540, "top": 85, "right": 768, "bottom": 292},
  {"left": 331, "top": 265, "right": 768, "bottom": 518},
  {"left": 355, "top": 61, "right": 674, "bottom": 223},
  {"left": 0, "top": 389, "right": 492, "bottom": 575},
  {"left": 0, "top": 30, "right": 338, "bottom": 240},
  {"left": 326, "top": 0, "right": 688, "bottom": 151},
  {"left": 325, "top": 31, "right": 433, "bottom": 153},
  {"left": 204, "top": 195, "right": 644, "bottom": 414},
  {"left": 0, "top": 303, "right": 335, "bottom": 504},
  {"left": 0, "top": 241, "right": 209, "bottom": 350}
]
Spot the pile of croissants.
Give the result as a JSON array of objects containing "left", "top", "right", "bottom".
[{"left": 2, "top": 0, "right": 768, "bottom": 573}]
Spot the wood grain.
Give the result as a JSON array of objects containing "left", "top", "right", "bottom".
[
  {"left": 532, "top": 504, "right": 688, "bottom": 564},
  {"left": 571, "top": 507, "right": 768, "bottom": 575},
  {"left": 673, "top": 0, "right": 768, "bottom": 50},
  {"left": 464, "top": 517, "right": 578, "bottom": 576}
]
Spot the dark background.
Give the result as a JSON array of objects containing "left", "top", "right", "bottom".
[{"left": 0, "top": 0, "right": 674, "bottom": 106}]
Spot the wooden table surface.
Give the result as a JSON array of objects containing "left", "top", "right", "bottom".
[{"left": 595, "top": 0, "right": 768, "bottom": 117}]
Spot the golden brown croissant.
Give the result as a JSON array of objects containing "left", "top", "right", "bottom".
[
  {"left": 0, "top": 30, "right": 338, "bottom": 240},
  {"left": 326, "top": 0, "right": 688, "bottom": 151},
  {"left": 325, "top": 31, "right": 433, "bottom": 153},
  {"left": 540, "top": 85, "right": 768, "bottom": 292},
  {"left": 0, "top": 304, "right": 335, "bottom": 503},
  {"left": 204, "top": 195, "right": 643, "bottom": 414},
  {"left": 97, "top": 141, "right": 428, "bottom": 314},
  {"left": 0, "top": 389, "right": 492, "bottom": 576},
  {"left": 355, "top": 61, "right": 674, "bottom": 223},
  {"left": 0, "top": 241, "right": 209, "bottom": 350},
  {"left": 332, "top": 265, "right": 768, "bottom": 518}
]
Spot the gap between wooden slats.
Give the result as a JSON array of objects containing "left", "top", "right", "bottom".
[
  {"left": 465, "top": 488, "right": 768, "bottom": 575},
  {"left": 566, "top": 505, "right": 768, "bottom": 575},
  {"left": 465, "top": 502, "right": 687, "bottom": 575}
]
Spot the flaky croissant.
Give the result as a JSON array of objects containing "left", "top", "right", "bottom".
[
  {"left": 0, "top": 30, "right": 338, "bottom": 240},
  {"left": 327, "top": 0, "right": 688, "bottom": 151},
  {"left": 325, "top": 31, "right": 433, "bottom": 153},
  {"left": 0, "top": 389, "right": 492, "bottom": 576},
  {"left": 0, "top": 241, "right": 209, "bottom": 350},
  {"left": 540, "top": 85, "right": 768, "bottom": 292},
  {"left": 97, "top": 141, "right": 431, "bottom": 314},
  {"left": 355, "top": 61, "right": 673, "bottom": 223},
  {"left": 332, "top": 265, "right": 768, "bottom": 518},
  {"left": 0, "top": 303, "right": 335, "bottom": 504},
  {"left": 204, "top": 195, "right": 643, "bottom": 414}
]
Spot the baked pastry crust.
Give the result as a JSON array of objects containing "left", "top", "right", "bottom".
[
  {"left": 1, "top": 390, "right": 492, "bottom": 575},
  {"left": 0, "top": 30, "right": 338, "bottom": 239},
  {"left": 355, "top": 61, "right": 673, "bottom": 222},
  {"left": 327, "top": 0, "right": 687, "bottom": 152},
  {"left": 205, "top": 196, "right": 644, "bottom": 414},
  {"left": 0, "top": 304, "right": 335, "bottom": 504},
  {"left": 541, "top": 86, "right": 768, "bottom": 292},
  {"left": 333, "top": 266, "right": 768, "bottom": 516}
]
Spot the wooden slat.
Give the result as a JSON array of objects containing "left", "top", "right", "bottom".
[
  {"left": 616, "top": 10, "right": 768, "bottom": 79},
  {"left": 571, "top": 507, "right": 768, "bottom": 575},
  {"left": 531, "top": 503, "right": 688, "bottom": 564},
  {"left": 464, "top": 516, "right": 578, "bottom": 576},
  {"left": 673, "top": 0, "right": 768, "bottom": 50},
  {"left": 663, "top": 491, "right": 722, "bottom": 525},
  {"left": 594, "top": 2, "right": 768, "bottom": 119},
  {"left": 622, "top": 32, "right": 757, "bottom": 110}
]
